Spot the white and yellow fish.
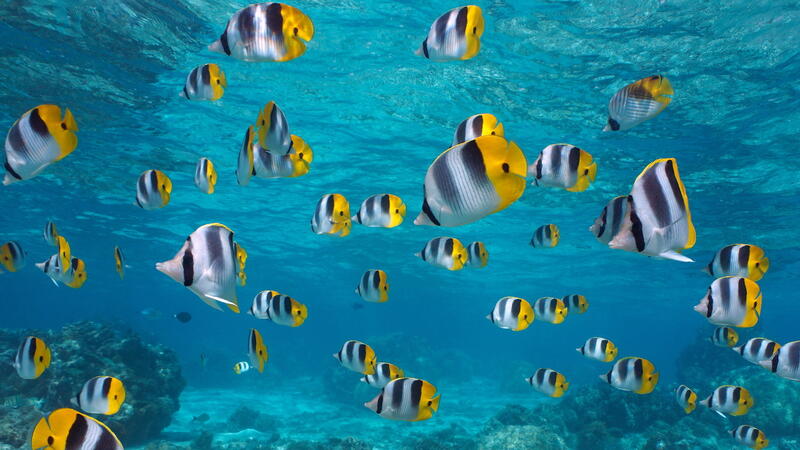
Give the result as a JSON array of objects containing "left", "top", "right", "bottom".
[
  {"left": 416, "top": 6, "right": 484, "bottom": 61},
  {"left": 604, "top": 75, "right": 673, "bottom": 131}
]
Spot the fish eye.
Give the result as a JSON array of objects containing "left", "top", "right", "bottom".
[
  {"left": 490, "top": 131, "right": 495, "bottom": 135},
  {"left": 39, "top": 356, "right": 44, "bottom": 362},
  {"left": 648, "top": 376, "right": 652, "bottom": 381},
  {"left": 216, "top": 79, "right": 221, "bottom": 85},
  {"left": 472, "top": 26, "right": 477, "bottom": 34},
  {"left": 339, "top": 211, "right": 344, "bottom": 216},
  {"left": 395, "top": 208, "right": 399, "bottom": 213},
  {"left": 427, "top": 400, "right": 432, "bottom": 406},
  {"left": 755, "top": 262, "right": 759, "bottom": 267},
  {"left": 584, "top": 169, "right": 589, "bottom": 175},
  {"left": 48, "top": 437, "right": 54, "bottom": 445},
  {"left": 261, "top": 119, "right": 265, "bottom": 125},
  {"left": 502, "top": 163, "right": 509, "bottom": 173},
  {"left": 294, "top": 27, "right": 299, "bottom": 36},
  {"left": 384, "top": 286, "right": 388, "bottom": 290},
  {"left": 60, "top": 122, "right": 67, "bottom": 130},
  {"left": 298, "top": 152, "right": 304, "bottom": 159},
  {"left": 114, "top": 395, "right": 118, "bottom": 399}
]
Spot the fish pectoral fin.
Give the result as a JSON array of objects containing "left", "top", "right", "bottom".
[
  {"left": 205, "top": 294, "right": 236, "bottom": 307},
  {"left": 713, "top": 410, "right": 729, "bottom": 420},
  {"left": 48, "top": 276, "right": 60, "bottom": 287},
  {"left": 658, "top": 250, "right": 694, "bottom": 263}
]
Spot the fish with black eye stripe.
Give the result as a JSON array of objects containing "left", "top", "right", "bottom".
[
  {"left": 364, "top": 377, "right": 440, "bottom": 421},
  {"left": 180, "top": 63, "right": 226, "bottom": 101},
  {"left": 416, "top": 6, "right": 484, "bottom": 61}
]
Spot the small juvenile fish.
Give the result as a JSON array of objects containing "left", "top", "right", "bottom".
[
  {"left": 675, "top": 385, "right": 698, "bottom": 414},
  {"left": 194, "top": 157, "right": 217, "bottom": 194},
  {"left": 0, "top": 241, "right": 25, "bottom": 273},
  {"left": 609, "top": 158, "right": 695, "bottom": 262},
  {"left": 3, "top": 104, "right": 78, "bottom": 185},
  {"left": 355, "top": 269, "right": 389, "bottom": 303},
  {"left": 416, "top": 6, "right": 484, "bottom": 62},
  {"left": 734, "top": 338, "right": 781, "bottom": 365},
  {"left": 589, "top": 195, "right": 629, "bottom": 245},
  {"left": 452, "top": 113, "right": 503, "bottom": 146},
  {"left": 233, "top": 361, "right": 252, "bottom": 374},
  {"left": 414, "top": 135, "right": 527, "bottom": 227},
  {"left": 487, "top": 296, "right": 533, "bottom": 331},
  {"left": 247, "top": 290, "right": 308, "bottom": 327},
  {"left": 700, "top": 385, "right": 754, "bottom": 416},
  {"left": 352, "top": 194, "right": 406, "bottom": 228},
  {"left": 113, "top": 246, "right": 125, "bottom": 280},
  {"left": 563, "top": 294, "right": 588, "bottom": 314},
  {"left": 528, "top": 144, "right": 597, "bottom": 192},
  {"left": 209, "top": 2, "right": 315, "bottom": 62},
  {"left": 416, "top": 236, "right": 467, "bottom": 271},
  {"left": 760, "top": 340, "right": 800, "bottom": 381},
  {"left": 534, "top": 297, "right": 567, "bottom": 324},
  {"left": 248, "top": 328, "right": 268, "bottom": 373},
  {"left": 156, "top": 223, "right": 241, "bottom": 312},
  {"left": 32, "top": 408, "right": 122, "bottom": 450},
  {"left": 135, "top": 169, "right": 172, "bottom": 210},
  {"left": 730, "top": 425, "right": 769, "bottom": 450},
  {"left": 311, "top": 193, "right": 351, "bottom": 237},
  {"left": 13, "top": 336, "right": 51, "bottom": 379},
  {"left": 601, "top": 357, "right": 659, "bottom": 394},
  {"left": 174, "top": 312, "right": 192, "bottom": 323},
  {"left": 364, "top": 377, "right": 440, "bottom": 421},
  {"left": 362, "top": 362, "right": 405, "bottom": 389},
  {"left": 711, "top": 326, "right": 739, "bottom": 348},
  {"left": 465, "top": 241, "right": 488, "bottom": 268},
  {"left": 530, "top": 224, "right": 559, "bottom": 248},
  {"left": 577, "top": 337, "right": 618, "bottom": 362},
  {"left": 604, "top": 75, "right": 673, "bottom": 131},
  {"left": 181, "top": 63, "right": 226, "bottom": 101},
  {"left": 43, "top": 220, "right": 59, "bottom": 246},
  {"left": 705, "top": 244, "right": 769, "bottom": 281},
  {"left": 333, "top": 340, "right": 377, "bottom": 375},
  {"left": 694, "top": 277, "right": 762, "bottom": 328},
  {"left": 526, "top": 368, "right": 569, "bottom": 398},
  {"left": 72, "top": 376, "right": 126, "bottom": 415}
]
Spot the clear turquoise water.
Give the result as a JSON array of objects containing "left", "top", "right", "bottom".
[{"left": 2, "top": 0, "right": 800, "bottom": 448}]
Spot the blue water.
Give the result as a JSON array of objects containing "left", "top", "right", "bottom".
[{"left": 3, "top": 0, "right": 800, "bottom": 448}]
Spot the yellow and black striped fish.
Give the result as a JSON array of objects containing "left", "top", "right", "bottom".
[
  {"left": 156, "top": 223, "right": 241, "bottom": 312},
  {"left": 526, "top": 368, "right": 569, "bottom": 398},
  {"left": 32, "top": 408, "right": 122, "bottom": 450},
  {"left": 487, "top": 296, "right": 533, "bottom": 331},
  {"left": 416, "top": 236, "right": 466, "bottom": 271},
  {"left": 364, "top": 377, "right": 440, "bottom": 421},
  {"left": 43, "top": 220, "right": 59, "bottom": 246},
  {"left": 590, "top": 195, "right": 629, "bottom": 245},
  {"left": 311, "top": 194, "right": 351, "bottom": 237},
  {"left": 465, "top": 241, "right": 488, "bottom": 268},
  {"left": 334, "top": 340, "right": 377, "bottom": 375},
  {"left": 530, "top": 224, "right": 559, "bottom": 248},
  {"left": 255, "top": 101, "right": 292, "bottom": 153},
  {"left": 209, "top": 2, "right": 314, "bottom": 62},
  {"left": 233, "top": 361, "right": 252, "bottom": 374},
  {"left": 414, "top": 135, "right": 527, "bottom": 227},
  {"left": 705, "top": 244, "right": 769, "bottom": 281},
  {"left": 181, "top": 63, "right": 226, "bottom": 101},
  {"left": 362, "top": 362, "right": 405, "bottom": 389},
  {"left": 13, "top": 336, "right": 51, "bottom": 380},
  {"left": 135, "top": 169, "right": 172, "bottom": 210},
  {"left": 760, "top": 340, "right": 800, "bottom": 381},
  {"left": 355, "top": 269, "right": 389, "bottom": 303},
  {"left": 675, "top": 385, "right": 698, "bottom": 414},
  {"left": 248, "top": 329, "right": 269, "bottom": 373},
  {"left": 601, "top": 357, "right": 659, "bottom": 394},
  {"left": 528, "top": 144, "right": 597, "bottom": 192},
  {"left": 416, "top": 6, "right": 484, "bottom": 61},
  {"left": 734, "top": 337, "right": 780, "bottom": 365},
  {"left": 609, "top": 158, "right": 695, "bottom": 262},
  {"left": 3, "top": 105, "right": 78, "bottom": 185},
  {"left": 452, "top": 113, "right": 503, "bottom": 146},
  {"left": 563, "top": 294, "right": 588, "bottom": 314},
  {"left": 730, "top": 425, "right": 769, "bottom": 450},
  {"left": 711, "top": 326, "right": 739, "bottom": 348},
  {"left": 194, "top": 157, "right": 217, "bottom": 194},
  {"left": 700, "top": 385, "right": 754, "bottom": 416},
  {"left": 247, "top": 290, "right": 308, "bottom": 327},
  {"left": 0, "top": 241, "right": 25, "bottom": 273},
  {"left": 253, "top": 134, "right": 313, "bottom": 178},
  {"left": 352, "top": 194, "right": 406, "bottom": 228},
  {"left": 604, "top": 75, "right": 673, "bottom": 131},
  {"left": 36, "top": 254, "right": 87, "bottom": 289},
  {"left": 694, "top": 276, "right": 762, "bottom": 328},
  {"left": 113, "top": 246, "right": 125, "bottom": 280},
  {"left": 72, "top": 376, "right": 126, "bottom": 415},
  {"left": 577, "top": 337, "right": 617, "bottom": 362},
  {"left": 534, "top": 297, "right": 567, "bottom": 324}
]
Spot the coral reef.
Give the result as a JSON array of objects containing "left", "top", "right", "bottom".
[{"left": 0, "top": 321, "right": 185, "bottom": 447}]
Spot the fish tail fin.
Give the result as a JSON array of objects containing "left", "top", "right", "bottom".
[{"left": 429, "top": 394, "right": 440, "bottom": 412}]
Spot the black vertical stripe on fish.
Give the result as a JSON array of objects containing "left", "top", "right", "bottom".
[
  {"left": 510, "top": 298, "right": 520, "bottom": 318},
  {"left": 265, "top": 3, "right": 284, "bottom": 37},
  {"left": 188, "top": 67, "right": 199, "bottom": 92},
  {"left": 568, "top": 146, "right": 580, "bottom": 173},
  {"left": 380, "top": 194, "right": 390, "bottom": 216},
  {"left": 433, "top": 14, "right": 449, "bottom": 46},
  {"left": 102, "top": 377, "right": 112, "bottom": 397},
  {"left": 547, "top": 370, "right": 557, "bottom": 387},
  {"left": 633, "top": 359, "right": 643, "bottom": 380},
  {"left": 544, "top": 225, "right": 552, "bottom": 240},
  {"left": 460, "top": 132, "right": 489, "bottom": 191},
  {"left": 219, "top": 31, "right": 231, "bottom": 55},
  {"left": 181, "top": 244, "right": 194, "bottom": 287},
  {"left": 282, "top": 296, "right": 292, "bottom": 315},
  {"left": 732, "top": 387, "right": 741, "bottom": 403},
  {"left": 738, "top": 245, "right": 751, "bottom": 271},
  {"left": 534, "top": 157, "right": 543, "bottom": 180},
  {"left": 381, "top": 363, "right": 390, "bottom": 378},
  {"left": 71, "top": 258, "right": 79, "bottom": 271},
  {"left": 371, "top": 271, "right": 380, "bottom": 291},
  {"left": 237, "top": 5, "right": 257, "bottom": 42},
  {"left": 148, "top": 170, "right": 159, "bottom": 194},
  {"left": 182, "top": 85, "right": 190, "bottom": 98},
  {"left": 421, "top": 38, "right": 429, "bottom": 58},
  {"left": 548, "top": 299, "right": 556, "bottom": 314},
  {"left": 535, "top": 368, "right": 545, "bottom": 385},
  {"left": 201, "top": 65, "right": 211, "bottom": 85},
  {"left": 641, "top": 167, "right": 671, "bottom": 227},
  {"left": 346, "top": 341, "right": 355, "bottom": 362},
  {"left": 617, "top": 359, "right": 629, "bottom": 381},
  {"left": 391, "top": 379, "right": 405, "bottom": 409},
  {"left": 358, "top": 343, "right": 366, "bottom": 365},
  {"left": 720, "top": 279, "right": 732, "bottom": 310},
  {"left": 375, "top": 392, "right": 384, "bottom": 414},
  {"left": 663, "top": 160, "right": 686, "bottom": 212},
  {"left": 471, "top": 115, "right": 483, "bottom": 138},
  {"left": 204, "top": 228, "right": 224, "bottom": 266},
  {"left": 611, "top": 196, "right": 625, "bottom": 235},
  {"left": 4, "top": 161, "right": 22, "bottom": 180},
  {"left": 324, "top": 195, "right": 334, "bottom": 220},
  {"left": 549, "top": 146, "right": 562, "bottom": 174},
  {"left": 29, "top": 108, "right": 50, "bottom": 136},
  {"left": 765, "top": 342, "right": 776, "bottom": 358},
  {"left": 27, "top": 338, "right": 36, "bottom": 364},
  {"left": 628, "top": 197, "right": 646, "bottom": 252},
  {"left": 455, "top": 7, "right": 468, "bottom": 35},
  {"left": 7, "top": 123, "right": 26, "bottom": 154},
  {"left": 596, "top": 207, "right": 608, "bottom": 237},
  {"left": 444, "top": 238, "right": 454, "bottom": 257},
  {"left": 364, "top": 195, "right": 375, "bottom": 221},
  {"left": 719, "top": 245, "right": 733, "bottom": 273},
  {"left": 600, "top": 339, "right": 608, "bottom": 353},
  {"left": 86, "top": 377, "right": 99, "bottom": 398},
  {"left": 455, "top": 120, "right": 467, "bottom": 143},
  {"left": 607, "top": 118, "right": 620, "bottom": 131},
  {"left": 588, "top": 337, "right": 597, "bottom": 349},
  {"left": 249, "top": 331, "right": 257, "bottom": 353},
  {"left": 8, "top": 242, "right": 18, "bottom": 260},
  {"left": 705, "top": 289, "right": 714, "bottom": 317},
  {"left": 736, "top": 278, "right": 747, "bottom": 308},
  {"left": 788, "top": 343, "right": 799, "bottom": 370},
  {"left": 65, "top": 413, "right": 89, "bottom": 448},
  {"left": 420, "top": 195, "right": 440, "bottom": 225},
  {"left": 96, "top": 427, "right": 119, "bottom": 449},
  {"left": 410, "top": 378, "right": 423, "bottom": 405},
  {"left": 771, "top": 351, "right": 779, "bottom": 372}
]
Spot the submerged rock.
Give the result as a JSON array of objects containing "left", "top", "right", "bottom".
[{"left": 0, "top": 321, "right": 185, "bottom": 447}]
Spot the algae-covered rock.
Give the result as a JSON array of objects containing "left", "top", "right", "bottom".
[
  {"left": 477, "top": 424, "right": 568, "bottom": 449},
  {"left": 227, "top": 405, "right": 279, "bottom": 434},
  {"left": 0, "top": 321, "right": 185, "bottom": 447}
]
